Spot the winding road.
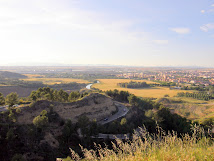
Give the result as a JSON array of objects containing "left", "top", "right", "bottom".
[
  {"left": 98, "top": 101, "right": 129, "bottom": 125},
  {"left": 80, "top": 81, "right": 131, "bottom": 139}
]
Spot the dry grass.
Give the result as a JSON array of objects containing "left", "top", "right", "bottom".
[
  {"left": 23, "top": 74, "right": 45, "bottom": 78},
  {"left": 170, "top": 97, "right": 210, "bottom": 104},
  {"left": 93, "top": 79, "right": 189, "bottom": 98},
  {"left": 166, "top": 98, "right": 214, "bottom": 122},
  {"left": 68, "top": 126, "right": 214, "bottom": 161},
  {"left": 0, "top": 84, "right": 12, "bottom": 86},
  {"left": 22, "top": 77, "right": 89, "bottom": 85}
]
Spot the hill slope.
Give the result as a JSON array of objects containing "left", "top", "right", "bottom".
[
  {"left": 0, "top": 71, "right": 27, "bottom": 79},
  {"left": 17, "top": 93, "right": 117, "bottom": 124}
]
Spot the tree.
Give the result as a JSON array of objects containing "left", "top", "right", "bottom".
[
  {"left": 5, "top": 92, "right": 18, "bottom": 107},
  {"left": 128, "top": 94, "right": 138, "bottom": 107},
  {"left": 77, "top": 115, "right": 90, "bottom": 137},
  {"left": 29, "top": 91, "right": 37, "bottom": 101},
  {"left": 40, "top": 110, "right": 47, "bottom": 116},
  {"left": 58, "top": 89, "right": 69, "bottom": 102},
  {"left": 68, "top": 91, "right": 80, "bottom": 101},
  {"left": 201, "top": 118, "right": 214, "bottom": 130},
  {"left": 33, "top": 110, "right": 48, "bottom": 129},
  {"left": 11, "top": 154, "right": 25, "bottom": 161},
  {"left": 154, "top": 106, "right": 191, "bottom": 134},
  {"left": 145, "top": 109, "right": 153, "bottom": 118},
  {"left": 8, "top": 110, "right": 16, "bottom": 122},
  {"left": 53, "top": 90, "right": 58, "bottom": 101},
  {"left": 0, "top": 92, "right": 5, "bottom": 105},
  {"left": 62, "top": 119, "right": 75, "bottom": 143},
  {"left": 120, "top": 118, "right": 127, "bottom": 126},
  {"left": 89, "top": 119, "right": 98, "bottom": 136},
  {"left": 6, "top": 128, "right": 16, "bottom": 141}
]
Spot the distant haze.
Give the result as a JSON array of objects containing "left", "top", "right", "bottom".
[{"left": 0, "top": 0, "right": 214, "bottom": 67}]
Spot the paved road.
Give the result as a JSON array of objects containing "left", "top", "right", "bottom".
[
  {"left": 98, "top": 101, "right": 129, "bottom": 125},
  {"left": 0, "top": 104, "right": 20, "bottom": 112},
  {"left": 86, "top": 80, "right": 129, "bottom": 125},
  {"left": 93, "top": 127, "right": 144, "bottom": 140},
  {"left": 0, "top": 106, "right": 8, "bottom": 112},
  {"left": 78, "top": 101, "right": 130, "bottom": 139},
  {"left": 92, "top": 133, "right": 130, "bottom": 140}
]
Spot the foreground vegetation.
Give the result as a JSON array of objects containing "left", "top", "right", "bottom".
[{"left": 67, "top": 126, "right": 214, "bottom": 161}]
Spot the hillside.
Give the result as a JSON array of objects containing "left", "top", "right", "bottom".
[
  {"left": 0, "top": 93, "right": 118, "bottom": 161},
  {"left": 0, "top": 71, "right": 27, "bottom": 79},
  {"left": 17, "top": 93, "right": 117, "bottom": 124}
]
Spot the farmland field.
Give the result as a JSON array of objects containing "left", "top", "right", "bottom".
[
  {"left": 22, "top": 76, "right": 90, "bottom": 85},
  {"left": 93, "top": 79, "right": 191, "bottom": 98},
  {"left": 0, "top": 75, "right": 90, "bottom": 97}
]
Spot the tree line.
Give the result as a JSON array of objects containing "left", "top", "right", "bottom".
[
  {"left": 177, "top": 92, "right": 213, "bottom": 101},
  {"left": 29, "top": 87, "right": 88, "bottom": 102},
  {"left": 0, "top": 92, "right": 19, "bottom": 107},
  {"left": 0, "top": 87, "right": 90, "bottom": 107},
  {"left": 117, "top": 81, "right": 150, "bottom": 88},
  {"left": 105, "top": 89, "right": 158, "bottom": 110}
]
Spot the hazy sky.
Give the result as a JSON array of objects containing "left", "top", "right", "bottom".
[{"left": 0, "top": 0, "right": 214, "bottom": 66}]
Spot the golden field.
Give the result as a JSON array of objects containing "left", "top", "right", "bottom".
[
  {"left": 161, "top": 97, "right": 214, "bottom": 122},
  {"left": 22, "top": 75, "right": 89, "bottom": 85},
  {"left": 23, "top": 74, "right": 45, "bottom": 78},
  {"left": 93, "top": 79, "right": 191, "bottom": 98}
]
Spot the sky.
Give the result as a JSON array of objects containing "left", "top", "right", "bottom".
[{"left": 0, "top": 0, "right": 214, "bottom": 67}]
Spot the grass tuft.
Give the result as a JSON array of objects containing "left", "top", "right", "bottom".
[{"left": 67, "top": 125, "right": 214, "bottom": 161}]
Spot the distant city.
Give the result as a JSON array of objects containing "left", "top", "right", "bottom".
[{"left": 116, "top": 69, "right": 214, "bottom": 86}]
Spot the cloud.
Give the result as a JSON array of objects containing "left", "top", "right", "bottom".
[
  {"left": 211, "top": 4, "right": 214, "bottom": 7},
  {"left": 201, "top": 10, "right": 205, "bottom": 13},
  {"left": 200, "top": 23, "right": 214, "bottom": 32},
  {"left": 0, "top": 0, "right": 157, "bottom": 66},
  {"left": 208, "top": 9, "right": 214, "bottom": 13},
  {"left": 153, "top": 40, "right": 168, "bottom": 45},
  {"left": 170, "top": 28, "right": 190, "bottom": 34}
]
